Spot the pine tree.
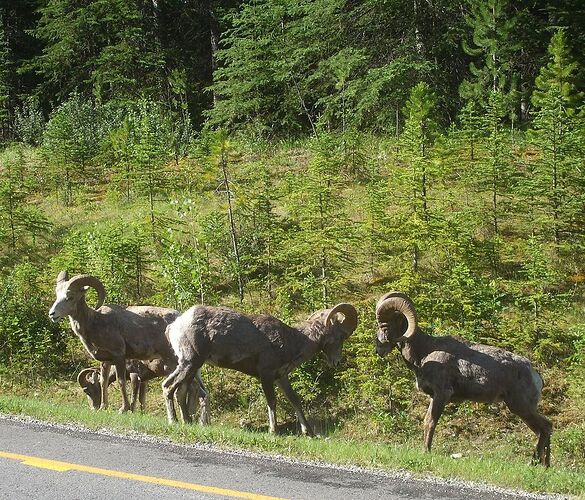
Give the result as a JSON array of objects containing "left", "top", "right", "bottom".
[
  {"left": 237, "top": 160, "right": 284, "bottom": 301},
  {"left": 399, "top": 82, "right": 439, "bottom": 272},
  {"left": 195, "top": 130, "right": 245, "bottom": 302},
  {"left": 483, "top": 91, "right": 512, "bottom": 239},
  {"left": 216, "top": 133, "right": 244, "bottom": 302},
  {"left": 108, "top": 116, "right": 134, "bottom": 203},
  {"left": 209, "top": 0, "right": 298, "bottom": 134},
  {"left": 42, "top": 93, "right": 103, "bottom": 206},
  {"left": 131, "top": 100, "right": 173, "bottom": 236},
  {"left": 281, "top": 134, "right": 356, "bottom": 309},
  {"left": 311, "top": 47, "right": 367, "bottom": 133},
  {"left": 32, "top": 0, "right": 166, "bottom": 104},
  {"left": 0, "top": 145, "right": 51, "bottom": 259},
  {"left": 528, "top": 28, "right": 584, "bottom": 247},
  {"left": 462, "top": 90, "right": 514, "bottom": 276},
  {"left": 0, "top": 9, "right": 10, "bottom": 142},
  {"left": 361, "top": 154, "right": 393, "bottom": 280},
  {"left": 460, "top": 0, "right": 520, "bottom": 115},
  {"left": 458, "top": 100, "right": 482, "bottom": 161}
]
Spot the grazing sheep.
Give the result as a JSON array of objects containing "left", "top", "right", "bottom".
[
  {"left": 162, "top": 303, "right": 358, "bottom": 435},
  {"left": 77, "top": 361, "right": 208, "bottom": 422},
  {"left": 77, "top": 367, "right": 117, "bottom": 410},
  {"left": 375, "top": 291, "right": 552, "bottom": 466},
  {"left": 49, "top": 271, "right": 207, "bottom": 419}
]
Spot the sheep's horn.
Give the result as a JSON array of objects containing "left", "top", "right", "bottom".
[
  {"left": 67, "top": 274, "right": 106, "bottom": 310},
  {"left": 326, "top": 303, "right": 358, "bottom": 336},
  {"left": 375, "top": 292, "right": 418, "bottom": 341},
  {"left": 305, "top": 310, "right": 323, "bottom": 322},
  {"left": 77, "top": 367, "right": 102, "bottom": 409},
  {"left": 77, "top": 367, "right": 98, "bottom": 387},
  {"left": 376, "top": 291, "right": 402, "bottom": 312},
  {"left": 56, "top": 270, "right": 69, "bottom": 284}
]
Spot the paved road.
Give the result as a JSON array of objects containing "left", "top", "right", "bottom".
[{"left": 0, "top": 416, "right": 546, "bottom": 500}]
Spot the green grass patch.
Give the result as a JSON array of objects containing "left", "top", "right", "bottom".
[{"left": 0, "top": 392, "right": 583, "bottom": 497}]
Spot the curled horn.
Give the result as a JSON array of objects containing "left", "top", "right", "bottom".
[
  {"left": 67, "top": 274, "right": 106, "bottom": 310},
  {"left": 375, "top": 292, "right": 418, "bottom": 342},
  {"left": 56, "top": 270, "right": 69, "bottom": 284},
  {"left": 77, "top": 368, "right": 102, "bottom": 409},
  {"left": 77, "top": 367, "right": 99, "bottom": 387},
  {"left": 376, "top": 291, "right": 401, "bottom": 312},
  {"left": 305, "top": 310, "right": 323, "bottom": 322},
  {"left": 325, "top": 303, "right": 358, "bottom": 336}
]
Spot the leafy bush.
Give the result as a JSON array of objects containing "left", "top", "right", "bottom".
[
  {"left": 49, "top": 222, "right": 150, "bottom": 304},
  {"left": 0, "top": 263, "right": 69, "bottom": 377},
  {"left": 14, "top": 97, "right": 45, "bottom": 146}
]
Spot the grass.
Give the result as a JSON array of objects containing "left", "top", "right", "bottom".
[
  {"left": 0, "top": 391, "right": 584, "bottom": 498},
  {"left": 3, "top": 136, "right": 585, "bottom": 497}
]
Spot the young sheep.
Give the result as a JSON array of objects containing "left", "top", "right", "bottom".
[
  {"left": 375, "top": 291, "right": 552, "bottom": 466},
  {"left": 49, "top": 271, "right": 207, "bottom": 418},
  {"left": 78, "top": 361, "right": 208, "bottom": 422},
  {"left": 162, "top": 303, "right": 358, "bottom": 435}
]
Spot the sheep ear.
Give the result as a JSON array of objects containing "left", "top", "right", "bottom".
[
  {"left": 332, "top": 312, "right": 344, "bottom": 324},
  {"left": 57, "top": 271, "right": 69, "bottom": 284}
]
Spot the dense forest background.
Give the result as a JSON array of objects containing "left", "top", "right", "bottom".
[{"left": 1, "top": 0, "right": 585, "bottom": 465}]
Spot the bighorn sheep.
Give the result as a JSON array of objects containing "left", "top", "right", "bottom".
[
  {"left": 162, "top": 303, "right": 358, "bottom": 435},
  {"left": 375, "top": 291, "right": 552, "bottom": 466},
  {"left": 78, "top": 367, "right": 117, "bottom": 410},
  {"left": 49, "top": 271, "right": 207, "bottom": 418},
  {"left": 78, "top": 360, "right": 208, "bottom": 422}
]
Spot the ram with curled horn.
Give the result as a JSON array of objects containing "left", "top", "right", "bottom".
[
  {"left": 49, "top": 271, "right": 208, "bottom": 422},
  {"left": 163, "top": 302, "right": 358, "bottom": 435},
  {"left": 375, "top": 291, "right": 552, "bottom": 466}
]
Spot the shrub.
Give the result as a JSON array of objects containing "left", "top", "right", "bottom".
[{"left": 0, "top": 262, "right": 69, "bottom": 377}]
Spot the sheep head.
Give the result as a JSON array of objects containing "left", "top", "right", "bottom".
[
  {"left": 375, "top": 292, "right": 418, "bottom": 356},
  {"left": 77, "top": 368, "right": 102, "bottom": 409},
  {"left": 49, "top": 272, "right": 106, "bottom": 322},
  {"left": 307, "top": 303, "right": 358, "bottom": 368}
]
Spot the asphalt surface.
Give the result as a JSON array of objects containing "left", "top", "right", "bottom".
[{"left": 0, "top": 415, "right": 554, "bottom": 500}]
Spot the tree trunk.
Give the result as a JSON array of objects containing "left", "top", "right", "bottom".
[
  {"left": 207, "top": 1, "right": 220, "bottom": 106},
  {"left": 220, "top": 146, "right": 244, "bottom": 303}
]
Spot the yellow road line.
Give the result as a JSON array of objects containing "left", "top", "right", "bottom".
[{"left": 0, "top": 450, "right": 287, "bottom": 500}]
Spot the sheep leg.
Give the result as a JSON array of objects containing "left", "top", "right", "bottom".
[
  {"left": 175, "top": 383, "right": 192, "bottom": 424},
  {"left": 423, "top": 395, "right": 448, "bottom": 452},
  {"left": 99, "top": 362, "right": 111, "bottom": 410},
  {"left": 276, "top": 377, "right": 313, "bottom": 437},
  {"left": 260, "top": 378, "right": 277, "bottom": 434},
  {"left": 138, "top": 381, "right": 147, "bottom": 412},
  {"left": 535, "top": 417, "right": 552, "bottom": 467},
  {"left": 176, "top": 371, "right": 208, "bottom": 424},
  {"left": 113, "top": 361, "right": 131, "bottom": 412},
  {"left": 194, "top": 369, "right": 210, "bottom": 425},
  {"left": 162, "top": 361, "right": 198, "bottom": 424},
  {"left": 129, "top": 373, "right": 140, "bottom": 412},
  {"left": 185, "top": 381, "right": 199, "bottom": 423},
  {"left": 507, "top": 403, "right": 552, "bottom": 467}
]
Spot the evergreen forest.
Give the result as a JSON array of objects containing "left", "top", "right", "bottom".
[{"left": 1, "top": 0, "right": 585, "bottom": 482}]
